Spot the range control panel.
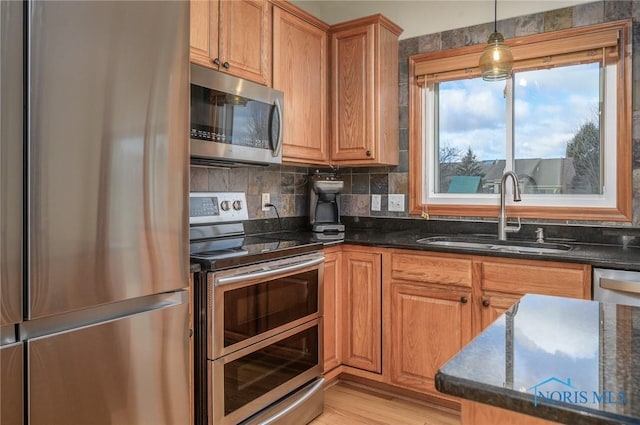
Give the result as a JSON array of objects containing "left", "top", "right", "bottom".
[{"left": 189, "top": 192, "right": 248, "bottom": 224}]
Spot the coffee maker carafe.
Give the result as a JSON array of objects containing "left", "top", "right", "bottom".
[{"left": 309, "top": 172, "right": 345, "bottom": 235}]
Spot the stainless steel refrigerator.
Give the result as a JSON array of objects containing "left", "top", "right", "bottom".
[{"left": 1, "top": 1, "right": 190, "bottom": 424}]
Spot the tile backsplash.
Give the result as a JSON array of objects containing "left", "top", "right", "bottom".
[{"left": 190, "top": 165, "right": 311, "bottom": 220}]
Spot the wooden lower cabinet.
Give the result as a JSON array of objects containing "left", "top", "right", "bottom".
[
  {"left": 479, "top": 258, "right": 591, "bottom": 330},
  {"left": 462, "top": 401, "right": 560, "bottom": 425},
  {"left": 383, "top": 249, "right": 473, "bottom": 396},
  {"left": 386, "top": 281, "right": 472, "bottom": 394},
  {"left": 322, "top": 247, "right": 342, "bottom": 373},
  {"left": 325, "top": 244, "right": 591, "bottom": 419},
  {"left": 341, "top": 247, "right": 382, "bottom": 373},
  {"left": 479, "top": 292, "right": 523, "bottom": 331}
]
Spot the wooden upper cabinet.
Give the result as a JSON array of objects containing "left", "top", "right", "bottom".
[
  {"left": 341, "top": 248, "right": 382, "bottom": 373},
  {"left": 330, "top": 15, "right": 402, "bottom": 166},
  {"left": 273, "top": 4, "right": 330, "bottom": 165},
  {"left": 190, "top": 0, "right": 271, "bottom": 86}
]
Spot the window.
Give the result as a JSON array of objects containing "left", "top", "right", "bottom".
[{"left": 409, "top": 20, "right": 632, "bottom": 221}]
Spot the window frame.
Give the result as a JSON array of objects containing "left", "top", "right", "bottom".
[{"left": 408, "top": 20, "right": 632, "bottom": 222}]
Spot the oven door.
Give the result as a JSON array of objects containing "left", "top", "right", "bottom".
[
  {"left": 210, "top": 319, "right": 322, "bottom": 425},
  {"left": 208, "top": 252, "right": 323, "bottom": 359}
]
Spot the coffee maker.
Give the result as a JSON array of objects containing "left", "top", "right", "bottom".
[{"left": 309, "top": 172, "right": 345, "bottom": 237}]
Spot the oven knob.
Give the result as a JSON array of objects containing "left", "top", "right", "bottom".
[
  {"left": 233, "top": 200, "right": 243, "bottom": 211},
  {"left": 220, "top": 200, "right": 231, "bottom": 211}
]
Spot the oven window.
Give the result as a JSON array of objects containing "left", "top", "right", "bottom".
[
  {"left": 223, "top": 325, "right": 318, "bottom": 415},
  {"left": 223, "top": 270, "right": 318, "bottom": 348}
]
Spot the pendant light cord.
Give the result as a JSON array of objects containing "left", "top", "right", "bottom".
[{"left": 493, "top": 0, "right": 497, "bottom": 33}]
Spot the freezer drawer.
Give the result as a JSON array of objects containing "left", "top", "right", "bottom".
[
  {"left": 1, "top": 343, "right": 23, "bottom": 425},
  {"left": 28, "top": 297, "right": 189, "bottom": 425}
]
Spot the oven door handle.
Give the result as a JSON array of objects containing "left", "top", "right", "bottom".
[{"left": 215, "top": 256, "right": 324, "bottom": 286}]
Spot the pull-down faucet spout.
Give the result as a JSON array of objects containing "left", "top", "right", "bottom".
[{"left": 498, "top": 171, "right": 521, "bottom": 241}]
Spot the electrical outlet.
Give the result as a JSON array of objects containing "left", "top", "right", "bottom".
[
  {"left": 261, "top": 193, "right": 270, "bottom": 211},
  {"left": 371, "top": 194, "right": 381, "bottom": 211},
  {"left": 388, "top": 194, "right": 405, "bottom": 212}
]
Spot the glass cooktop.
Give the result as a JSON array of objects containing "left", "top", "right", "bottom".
[{"left": 190, "top": 235, "right": 320, "bottom": 270}]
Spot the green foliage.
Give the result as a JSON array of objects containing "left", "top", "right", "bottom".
[
  {"left": 566, "top": 121, "right": 600, "bottom": 193},
  {"left": 456, "top": 147, "right": 484, "bottom": 177}
]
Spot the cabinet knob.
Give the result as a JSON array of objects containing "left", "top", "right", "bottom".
[
  {"left": 366, "top": 150, "right": 372, "bottom": 157},
  {"left": 223, "top": 61, "right": 230, "bottom": 69},
  {"left": 213, "top": 58, "right": 221, "bottom": 66},
  {"left": 482, "top": 299, "right": 490, "bottom": 307},
  {"left": 460, "top": 296, "right": 468, "bottom": 304}
]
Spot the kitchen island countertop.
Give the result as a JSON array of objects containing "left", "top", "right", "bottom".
[{"left": 435, "top": 294, "right": 640, "bottom": 425}]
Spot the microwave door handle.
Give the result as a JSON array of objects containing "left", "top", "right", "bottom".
[
  {"left": 215, "top": 256, "right": 323, "bottom": 287},
  {"left": 271, "top": 98, "right": 283, "bottom": 157}
]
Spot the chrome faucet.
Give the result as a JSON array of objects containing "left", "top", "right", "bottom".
[{"left": 498, "top": 171, "right": 522, "bottom": 241}]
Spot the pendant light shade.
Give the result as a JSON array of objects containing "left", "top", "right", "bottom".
[{"left": 479, "top": 0, "right": 513, "bottom": 81}]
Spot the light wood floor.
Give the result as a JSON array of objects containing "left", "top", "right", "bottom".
[{"left": 309, "top": 382, "right": 461, "bottom": 425}]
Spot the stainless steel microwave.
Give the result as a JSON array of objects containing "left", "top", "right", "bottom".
[{"left": 190, "top": 64, "right": 283, "bottom": 166}]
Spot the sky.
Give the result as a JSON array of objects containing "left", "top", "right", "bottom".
[{"left": 438, "top": 62, "right": 600, "bottom": 162}]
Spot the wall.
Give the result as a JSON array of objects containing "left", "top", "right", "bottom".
[
  {"left": 291, "top": 0, "right": 592, "bottom": 40},
  {"left": 336, "top": 0, "right": 640, "bottom": 228}
]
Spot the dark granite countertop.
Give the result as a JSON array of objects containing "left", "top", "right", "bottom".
[
  {"left": 257, "top": 228, "right": 640, "bottom": 272},
  {"left": 190, "top": 262, "right": 201, "bottom": 273},
  {"left": 342, "top": 229, "right": 640, "bottom": 271},
  {"left": 435, "top": 294, "right": 640, "bottom": 425},
  {"left": 188, "top": 216, "right": 639, "bottom": 273}
]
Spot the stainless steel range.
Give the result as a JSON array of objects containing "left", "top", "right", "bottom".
[{"left": 190, "top": 192, "right": 324, "bottom": 425}]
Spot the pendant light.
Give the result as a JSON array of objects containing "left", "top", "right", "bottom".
[{"left": 479, "top": 0, "right": 513, "bottom": 81}]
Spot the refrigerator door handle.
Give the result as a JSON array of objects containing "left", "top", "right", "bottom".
[{"left": 21, "top": 291, "right": 188, "bottom": 341}]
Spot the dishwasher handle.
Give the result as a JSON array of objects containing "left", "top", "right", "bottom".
[{"left": 600, "top": 277, "right": 640, "bottom": 295}]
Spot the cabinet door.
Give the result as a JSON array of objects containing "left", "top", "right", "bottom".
[
  {"left": 331, "top": 24, "right": 375, "bottom": 162},
  {"left": 388, "top": 282, "right": 472, "bottom": 394},
  {"left": 218, "top": 0, "right": 271, "bottom": 85},
  {"left": 189, "top": 0, "right": 218, "bottom": 68},
  {"left": 323, "top": 251, "right": 342, "bottom": 372},
  {"left": 273, "top": 7, "right": 329, "bottom": 164},
  {"left": 342, "top": 250, "right": 381, "bottom": 373},
  {"left": 480, "top": 293, "right": 521, "bottom": 331}
]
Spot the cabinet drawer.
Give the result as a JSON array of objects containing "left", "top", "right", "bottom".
[
  {"left": 481, "top": 260, "right": 589, "bottom": 298},
  {"left": 390, "top": 252, "right": 472, "bottom": 287}
]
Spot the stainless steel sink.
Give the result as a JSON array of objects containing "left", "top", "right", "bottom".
[{"left": 415, "top": 236, "right": 571, "bottom": 254}]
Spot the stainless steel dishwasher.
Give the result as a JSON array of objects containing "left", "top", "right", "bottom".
[{"left": 593, "top": 268, "right": 640, "bottom": 306}]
